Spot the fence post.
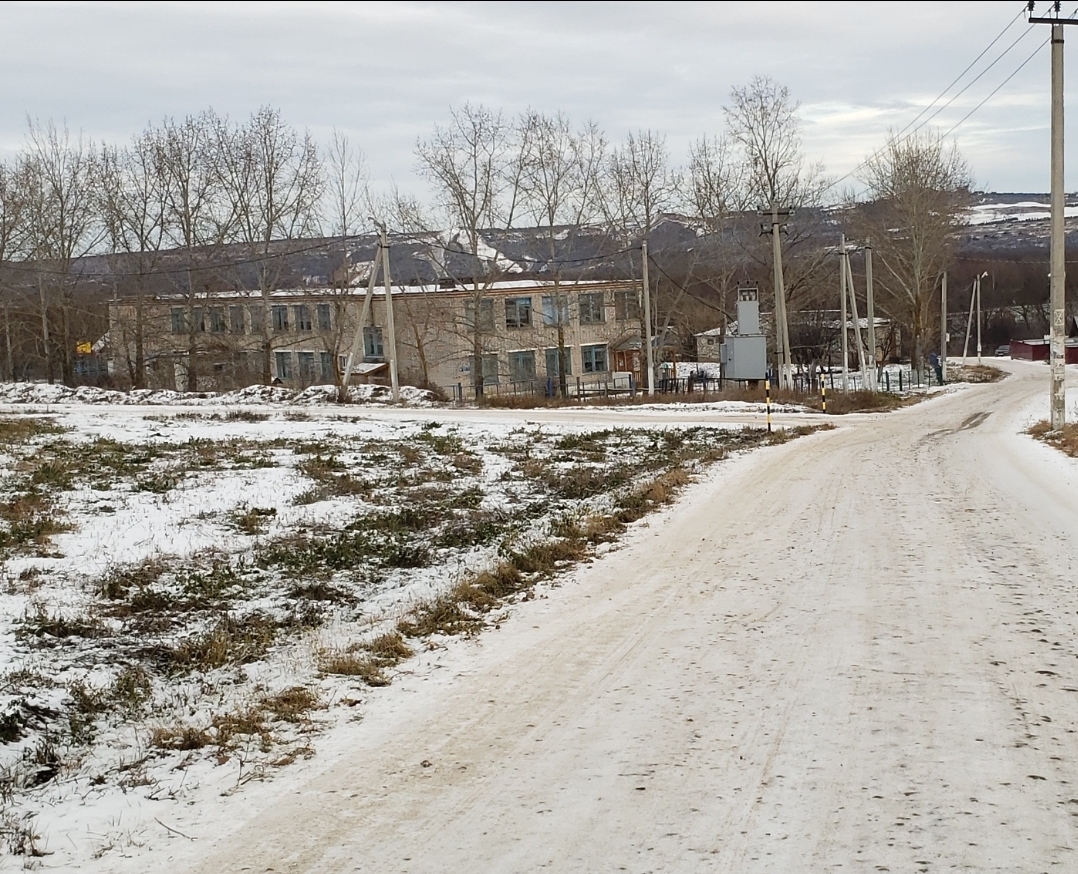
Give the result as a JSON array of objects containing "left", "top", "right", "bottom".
[{"left": 899, "top": 370, "right": 903, "bottom": 392}]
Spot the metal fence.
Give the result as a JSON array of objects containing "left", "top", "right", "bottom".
[{"left": 443, "top": 364, "right": 944, "bottom": 402}]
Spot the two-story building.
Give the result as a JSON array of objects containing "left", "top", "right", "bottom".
[{"left": 108, "top": 278, "right": 646, "bottom": 397}]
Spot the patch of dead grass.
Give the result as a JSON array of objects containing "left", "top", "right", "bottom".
[{"left": 1028, "top": 420, "right": 1078, "bottom": 457}]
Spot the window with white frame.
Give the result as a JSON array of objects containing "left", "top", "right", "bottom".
[
  {"left": 363, "top": 326, "right": 384, "bottom": 360},
  {"left": 509, "top": 350, "right": 537, "bottom": 382},
  {"left": 541, "top": 295, "right": 569, "bottom": 326},
  {"left": 545, "top": 347, "right": 571, "bottom": 377},
  {"left": 275, "top": 351, "right": 293, "bottom": 380},
  {"left": 504, "top": 296, "right": 532, "bottom": 329},
  {"left": 578, "top": 292, "right": 605, "bottom": 324},
  {"left": 464, "top": 298, "right": 494, "bottom": 333},
  {"left": 297, "top": 351, "right": 316, "bottom": 382},
  {"left": 581, "top": 343, "right": 608, "bottom": 373},
  {"left": 293, "top": 304, "right": 312, "bottom": 331},
  {"left": 614, "top": 290, "right": 641, "bottom": 321}
]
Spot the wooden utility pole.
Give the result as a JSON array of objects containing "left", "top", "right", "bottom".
[
  {"left": 1029, "top": 2, "right": 1073, "bottom": 428},
  {"left": 642, "top": 241, "right": 655, "bottom": 395}
]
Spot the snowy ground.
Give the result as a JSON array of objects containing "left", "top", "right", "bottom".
[
  {"left": 0, "top": 363, "right": 1059, "bottom": 872},
  {"left": 0, "top": 387, "right": 831, "bottom": 869}
]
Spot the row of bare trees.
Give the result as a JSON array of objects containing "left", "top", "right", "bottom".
[{"left": 0, "top": 75, "right": 975, "bottom": 390}]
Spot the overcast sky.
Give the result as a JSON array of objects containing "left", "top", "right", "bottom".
[{"left": 0, "top": 1, "right": 1072, "bottom": 200}]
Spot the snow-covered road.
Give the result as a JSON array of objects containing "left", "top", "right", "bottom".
[{"left": 110, "top": 361, "right": 1078, "bottom": 873}]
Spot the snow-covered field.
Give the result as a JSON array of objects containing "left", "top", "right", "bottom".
[{"left": 0, "top": 388, "right": 817, "bottom": 868}]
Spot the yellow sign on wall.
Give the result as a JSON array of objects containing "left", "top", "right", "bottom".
[{"left": 76, "top": 342, "right": 92, "bottom": 354}]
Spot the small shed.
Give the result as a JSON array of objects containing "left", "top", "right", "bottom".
[{"left": 1010, "top": 339, "right": 1078, "bottom": 363}]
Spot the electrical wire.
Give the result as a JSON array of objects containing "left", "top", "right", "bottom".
[
  {"left": 912, "top": 19, "right": 1035, "bottom": 135},
  {"left": 645, "top": 252, "right": 727, "bottom": 315},
  {"left": 890, "top": 6, "right": 1028, "bottom": 142},
  {"left": 940, "top": 34, "right": 1050, "bottom": 139},
  {"left": 825, "top": 2, "right": 1038, "bottom": 193}
]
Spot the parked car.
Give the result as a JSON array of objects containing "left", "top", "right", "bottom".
[{"left": 994, "top": 344, "right": 1010, "bottom": 357}]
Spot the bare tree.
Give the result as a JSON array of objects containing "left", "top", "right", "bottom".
[
  {"left": 724, "top": 75, "right": 827, "bottom": 210},
  {"left": 520, "top": 111, "right": 605, "bottom": 394},
  {"left": 154, "top": 110, "right": 234, "bottom": 390},
  {"left": 686, "top": 134, "right": 750, "bottom": 331},
  {"left": 415, "top": 104, "right": 525, "bottom": 397},
  {"left": 600, "top": 129, "right": 678, "bottom": 239},
  {"left": 853, "top": 130, "right": 972, "bottom": 375},
  {"left": 723, "top": 77, "right": 834, "bottom": 368},
  {"left": 597, "top": 130, "right": 680, "bottom": 376},
  {"left": 0, "top": 158, "right": 32, "bottom": 381},
  {"left": 318, "top": 130, "right": 372, "bottom": 396},
  {"left": 22, "top": 120, "right": 103, "bottom": 385},
  {"left": 324, "top": 129, "right": 369, "bottom": 238},
  {"left": 99, "top": 133, "right": 171, "bottom": 387},
  {"left": 219, "top": 106, "right": 324, "bottom": 384}
]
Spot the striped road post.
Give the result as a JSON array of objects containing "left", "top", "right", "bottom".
[
  {"left": 765, "top": 379, "right": 772, "bottom": 433},
  {"left": 821, "top": 382, "right": 827, "bottom": 414}
]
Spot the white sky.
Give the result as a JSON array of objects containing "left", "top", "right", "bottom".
[{"left": 0, "top": 1, "right": 1072, "bottom": 200}]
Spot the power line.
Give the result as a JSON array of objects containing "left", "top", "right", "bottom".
[
  {"left": 941, "top": 34, "right": 1050, "bottom": 139},
  {"left": 826, "top": 3, "right": 1036, "bottom": 193},
  {"left": 912, "top": 18, "right": 1035, "bottom": 134},
  {"left": 892, "top": 6, "right": 1028, "bottom": 141}
]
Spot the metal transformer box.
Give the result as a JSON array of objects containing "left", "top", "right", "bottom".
[{"left": 720, "top": 334, "right": 767, "bottom": 380}]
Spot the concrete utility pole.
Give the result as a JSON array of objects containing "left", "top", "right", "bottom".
[
  {"left": 976, "top": 271, "right": 985, "bottom": 365},
  {"left": 376, "top": 221, "right": 401, "bottom": 402},
  {"left": 865, "top": 240, "right": 877, "bottom": 392},
  {"left": 843, "top": 246, "right": 869, "bottom": 390},
  {"left": 941, "top": 272, "right": 948, "bottom": 384},
  {"left": 641, "top": 241, "right": 655, "bottom": 395},
  {"left": 839, "top": 235, "right": 849, "bottom": 391},
  {"left": 341, "top": 244, "right": 383, "bottom": 397},
  {"left": 1029, "top": 1, "right": 1073, "bottom": 428},
  {"left": 766, "top": 204, "right": 793, "bottom": 390},
  {"left": 962, "top": 277, "right": 977, "bottom": 365}
]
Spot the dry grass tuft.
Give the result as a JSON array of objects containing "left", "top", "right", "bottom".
[
  {"left": 1028, "top": 420, "right": 1078, "bottom": 457},
  {"left": 950, "top": 364, "right": 1006, "bottom": 384},
  {"left": 616, "top": 467, "right": 691, "bottom": 523},
  {"left": 318, "top": 652, "right": 390, "bottom": 686},
  {"left": 151, "top": 724, "right": 212, "bottom": 751},
  {"left": 259, "top": 686, "right": 320, "bottom": 722}
]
